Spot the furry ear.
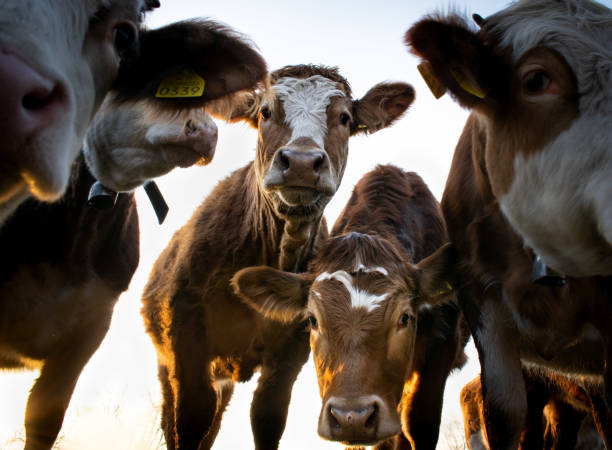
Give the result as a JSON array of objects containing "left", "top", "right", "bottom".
[
  {"left": 111, "top": 19, "right": 268, "bottom": 112},
  {"left": 405, "top": 14, "right": 509, "bottom": 108},
  {"left": 232, "top": 266, "right": 313, "bottom": 323},
  {"left": 351, "top": 82, "right": 415, "bottom": 135},
  {"left": 415, "top": 243, "right": 460, "bottom": 305}
]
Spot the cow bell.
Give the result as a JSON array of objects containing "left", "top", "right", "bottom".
[
  {"left": 532, "top": 254, "right": 566, "bottom": 287},
  {"left": 87, "top": 181, "right": 118, "bottom": 210}
]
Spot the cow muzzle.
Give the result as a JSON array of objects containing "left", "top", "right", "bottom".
[
  {"left": 318, "top": 395, "right": 401, "bottom": 446},
  {"left": 263, "top": 146, "right": 336, "bottom": 206}
]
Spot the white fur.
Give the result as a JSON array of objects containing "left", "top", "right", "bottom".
[
  {"left": 488, "top": 0, "right": 612, "bottom": 275},
  {"left": 500, "top": 114, "right": 612, "bottom": 276},
  {"left": 0, "top": 0, "right": 143, "bottom": 221},
  {"left": 315, "top": 270, "right": 388, "bottom": 312},
  {"left": 274, "top": 76, "right": 346, "bottom": 148}
]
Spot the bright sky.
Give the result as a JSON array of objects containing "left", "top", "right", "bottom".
[{"left": 2, "top": 1, "right": 611, "bottom": 449}]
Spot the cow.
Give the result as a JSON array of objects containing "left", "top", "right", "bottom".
[
  {"left": 460, "top": 368, "right": 607, "bottom": 450},
  {"left": 405, "top": 4, "right": 612, "bottom": 449},
  {"left": 233, "top": 165, "right": 469, "bottom": 449},
  {"left": 0, "top": 1, "right": 268, "bottom": 225},
  {"left": 141, "top": 66, "right": 416, "bottom": 450},
  {"left": 406, "top": 0, "right": 612, "bottom": 277},
  {"left": 0, "top": 23, "right": 270, "bottom": 449}
]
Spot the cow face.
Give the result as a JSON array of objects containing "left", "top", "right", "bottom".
[
  {"left": 0, "top": 2, "right": 267, "bottom": 223},
  {"left": 217, "top": 65, "right": 414, "bottom": 221},
  {"left": 232, "top": 238, "right": 457, "bottom": 446},
  {"left": 406, "top": 0, "right": 612, "bottom": 276}
]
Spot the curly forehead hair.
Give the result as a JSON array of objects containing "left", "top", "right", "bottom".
[{"left": 271, "top": 64, "right": 352, "bottom": 97}]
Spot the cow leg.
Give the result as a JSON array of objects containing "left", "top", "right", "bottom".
[
  {"left": 158, "top": 363, "right": 177, "bottom": 450},
  {"left": 469, "top": 296, "right": 526, "bottom": 450},
  {"left": 169, "top": 292, "right": 217, "bottom": 450},
  {"left": 543, "top": 398, "right": 583, "bottom": 450},
  {"left": 250, "top": 341, "right": 309, "bottom": 450},
  {"left": 460, "top": 378, "right": 488, "bottom": 450},
  {"left": 24, "top": 316, "right": 111, "bottom": 450},
  {"left": 401, "top": 343, "right": 460, "bottom": 449},
  {"left": 199, "top": 380, "right": 235, "bottom": 450},
  {"left": 587, "top": 390, "right": 612, "bottom": 448},
  {"left": 518, "top": 368, "right": 547, "bottom": 450}
]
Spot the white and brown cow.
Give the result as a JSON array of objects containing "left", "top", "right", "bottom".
[
  {"left": 141, "top": 66, "right": 415, "bottom": 450},
  {"left": 0, "top": 1, "right": 267, "bottom": 224},
  {"left": 234, "top": 165, "right": 469, "bottom": 449},
  {"left": 407, "top": 0, "right": 612, "bottom": 277},
  {"left": 405, "top": 4, "right": 612, "bottom": 449},
  {"left": 0, "top": 21, "right": 269, "bottom": 450}
]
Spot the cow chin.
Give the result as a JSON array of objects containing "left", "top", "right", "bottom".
[{"left": 272, "top": 188, "right": 329, "bottom": 219}]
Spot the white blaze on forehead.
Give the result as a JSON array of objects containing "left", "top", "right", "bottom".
[
  {"left": 315, "top": 270, "right": 388, "bottom": 312},
  {"left": 273, "top": 75, "right": 346, "bottom": 148},
  {"left": 354, "top": 262, "right": 389, "bottom": 276}
]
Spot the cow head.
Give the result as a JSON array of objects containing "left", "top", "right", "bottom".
[
  {"left": 232, "top": 237, "right": 458, "bottom": 446},
  {"left": 0, "top": 2, "right": 267, "bottom": 222},
  {"left": 405, "top": 0, "right": 612, "bottom": 276},
  {"left": 213, "top": 65, "right": 415, "bottom": 221},
  {"left": 83, "top": 20, "right": 269, "bottom": 192}
]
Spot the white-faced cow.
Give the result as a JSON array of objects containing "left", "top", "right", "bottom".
[
  {"left": 0, "top": 1, "right": 268, "bottom": 225},
  {"left": 0, "top": 21, "right": 269, "bottom": 450},
  {"left": 141, "top": 66, "right": 415, "bottom": 450},
  {"left": 405, "top": 4, "right": 612, "bottom": 449},
  {"left": 460, "top": 368, "right": 608, "bottom": 450},
  {"left": 407, "top": 0, "right": 612, "bottom": 277},
  {"left": 233, "top": 165, "right": 469, "bottom": 449}
]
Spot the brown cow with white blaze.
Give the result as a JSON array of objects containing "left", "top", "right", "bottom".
[
  {"left": 0, "top": 1, "right": 267, "bottom": 224},
  {"left": 407, "top": 0, "right": 612, "bottom": 277},
  {"left": 405, "top": 3, "right": 612, "bottom": 449},
  {"left": 141, "top": 66, "right": 415, "bottom": 450},
  {"left": 234, "top": 165, "right": 468, "bottom": 449},
  {"left": 0, "top": 22, "right": 269, "bottom": 450}
]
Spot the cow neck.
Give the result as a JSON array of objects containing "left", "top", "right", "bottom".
[{"left": 248, "top": 166, "right": 323, "bottom": 273}]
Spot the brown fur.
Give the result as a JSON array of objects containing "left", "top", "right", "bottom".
[
  {"left": 233, "top": 165, "right": 469, "bottom": 449},
  {"left": 141, "top": 67, "right": 415, "bottom": 449},
  {"left": 461, "top": 368, "right": 607, "bottom": 450},
  {"left": 0, "top": 156, "right": 139, "bottom": 449}
]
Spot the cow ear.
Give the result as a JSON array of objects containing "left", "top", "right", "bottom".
[
  {"left": 110, "top": 20, "right": 268, "bottom": 114},
  {"left": 232, "top": 266, "right": 313, "bottom": 322},
  {"left": 414, "top": 243, "right": 460, "bottom": 305},
  {"left": 405, "top": 14, "right": 508, "bottom": 109},
  {"left": 351, "top": 82, "right": 415, "bottom": 135}
]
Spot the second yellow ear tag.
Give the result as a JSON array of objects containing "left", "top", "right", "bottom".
[
  {"left": 155, "top": 69, "right": 205, "bottom": 98},
  {"left": 417, "top": 62, "right": 446, "bottom": 99}
]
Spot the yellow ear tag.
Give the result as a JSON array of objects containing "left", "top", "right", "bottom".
[
  {"left": 417, "top": 62, "right": 446, "bottom": 99},
  {"left": 449, "top": 67, "right": 486, "bottom": 99},
  {"left": 436, "top": 282, "right": 454, "bottom": 296},
  {"left": 155, "top": 68, "right": 205, "bottom": 98}
]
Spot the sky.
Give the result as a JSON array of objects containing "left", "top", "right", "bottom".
[{"left": 2, "top": 1, "right": 611, "bottom": 449}]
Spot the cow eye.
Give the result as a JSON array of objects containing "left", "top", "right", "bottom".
[
  {"left": 113, "top": 23, "right": 137, "bottom": 55},
  {"left": 339, "top": 112, "right": 351, "bottom": 126},
  {"left": 398, "top": 313, "right": 414, "bottom": 328},
  {"left": 260, "top": 106, "right": 272, "bottom": 121},
  {"left": 307, "top": 315, "right": 318, "bottom": 330},
  {"left": 523, "top": 70, "right": 552, "bottom": 94}
]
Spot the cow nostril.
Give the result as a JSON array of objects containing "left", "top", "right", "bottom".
[
  {"left": 328, "top": 407, "right": 342, "bottom": 430},
  {"left": 365, "top": 403, "right": 378, "bottom": 429},
  {"left": 22, "top": 86, "right": 60, "bottom": 111},
  {"left": 279, "top": 150, "right": 290, "bottom": 171},
  {"left": 313, "top": 153, "right": 324, "bottom": 172}
]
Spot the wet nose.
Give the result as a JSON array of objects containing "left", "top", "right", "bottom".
[
  {"left": 321, "top": 397, "right": 380, "bottom": 443},
  {"left": 0, "top": 53, "right": 65, "bottom": 151},
  {"left": 274, "top": 148, "right": 328, "bottom": 187}
]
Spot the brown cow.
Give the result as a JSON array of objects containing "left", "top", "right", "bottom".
[
  {"left": 141, "top": 66, "right": 415, "bottom": 450},
  {"left": 405, "top": 5, "right": 612, "bottom": 450},
  {"left": 461, "top": 368, "right": 606, "bottom": 450},
  {"left": 0, "top": 23, "right": 269, "bottom": 449},
  {"left": 234, "top": 165, "right": 468, "bottom": 449},
  {"left": 406, "top": 0, "right": 612, "bottom": 278}
]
